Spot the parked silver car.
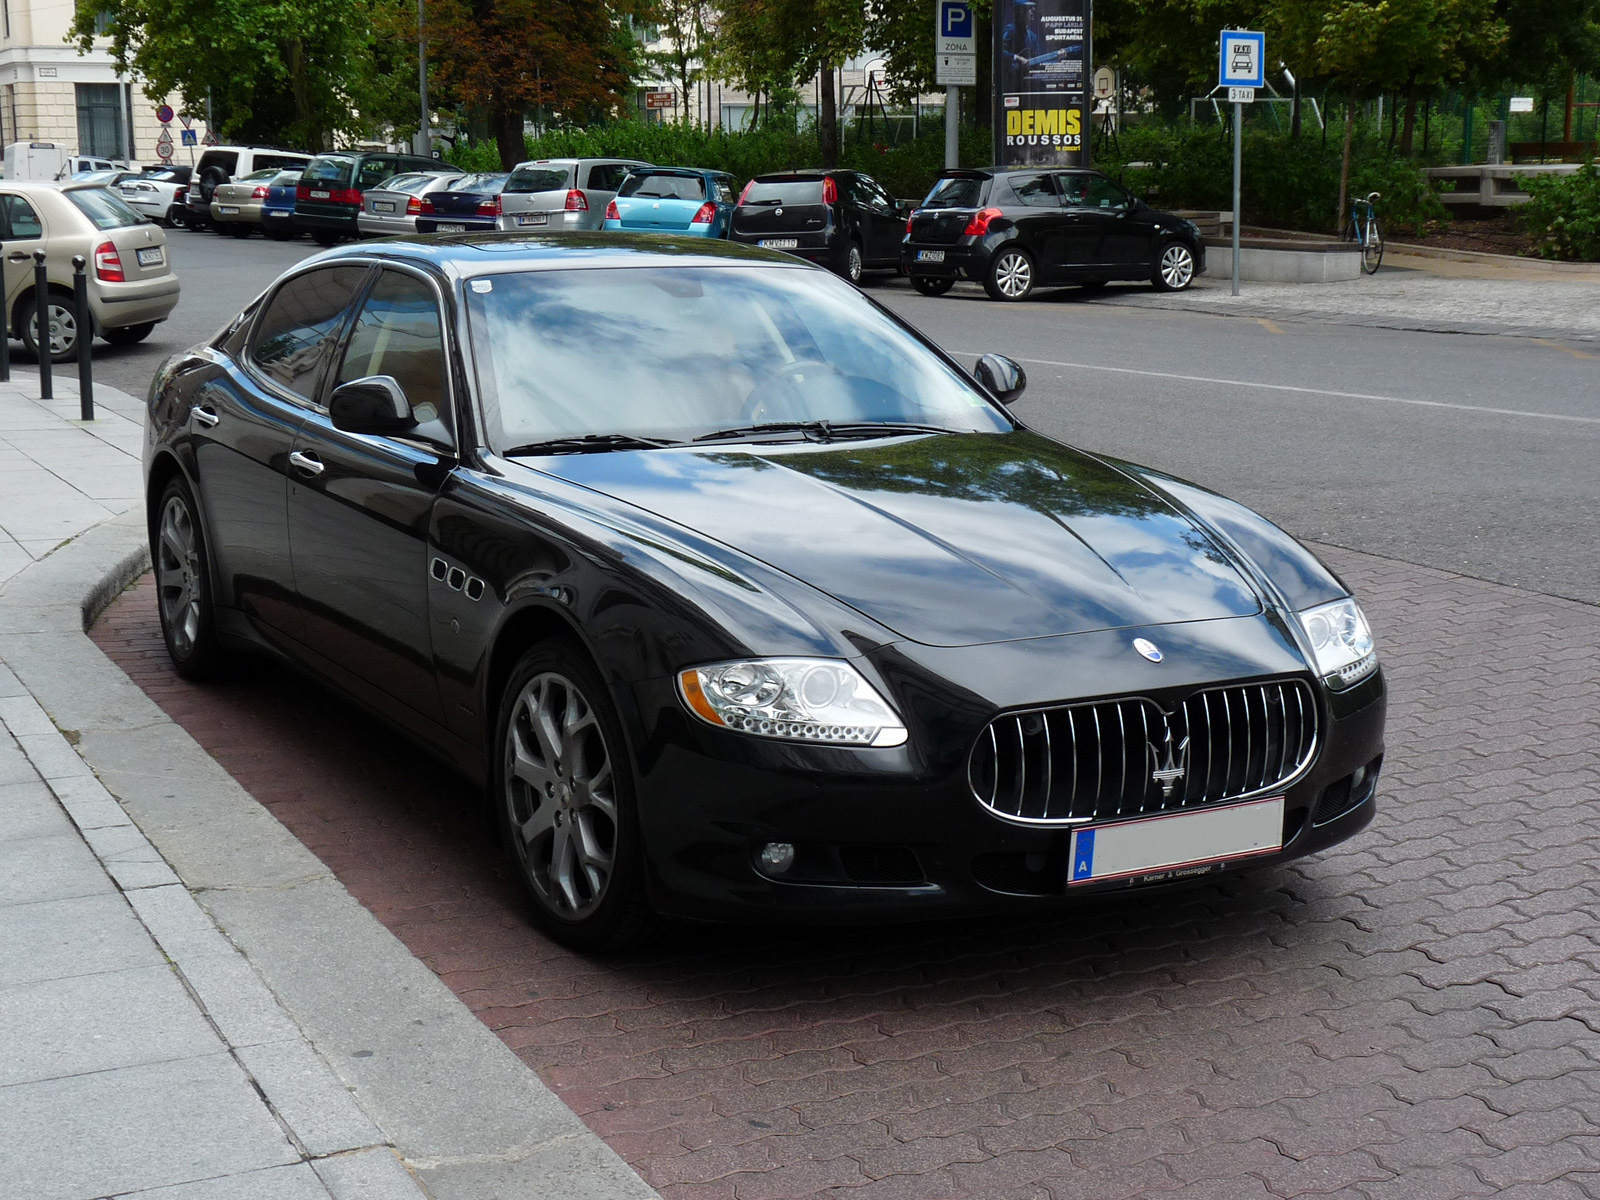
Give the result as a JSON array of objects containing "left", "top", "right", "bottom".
[
  {"left": 496, "top": 158, "right": 648, "bottom": 233},
  {"left": 356, "top": 171, "right": 463, "bottom": 237},
  {"left": 0, "top": 181, "right": 179, "bottom": 360},
  {"left": 116, "top": 166, "right": 192, "bottom": 225},
  {"left": 208, "top": 168, "right": 281, "bottom": 236}
]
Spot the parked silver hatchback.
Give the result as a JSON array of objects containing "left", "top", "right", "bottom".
[
  {"left": 0, "top": 181, "right": 179, "bottom": 360},
  {"left": 495, "top": 157, "right": 648, "bottom": 232},
  {"left": 356, "top": 171, "right": 463, "bottom": 237}
]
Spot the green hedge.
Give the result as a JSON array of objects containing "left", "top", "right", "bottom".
[
  {"left": 1517, "top": 161, "right": 1600, "bottom": 261},
  {"left": 443, "top": 120, "right": 994, "bottom": 202},
  {"left": 1099, "top": 124, "right": 1449, "bottom": 236}
]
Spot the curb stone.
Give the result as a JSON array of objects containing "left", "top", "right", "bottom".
[{"left": 0, "top": 514, "right": 661, "bottom": 1199}]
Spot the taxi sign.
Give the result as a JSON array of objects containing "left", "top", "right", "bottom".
[{"left": 1219, "top": 30, "right": 1265, "bottom": 89}]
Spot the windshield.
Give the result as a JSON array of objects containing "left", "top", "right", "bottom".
[
  {"left": 66, "top": 187, "right": 145, "bottom": 229},
  {"left": 742, "top": 180, "right": 823, "bottom": 205},
  {"left": 506, "top": 166, "right": 571, "bottom": 193},
  {"left": 240, "top": 169, "right": 279, "bottom": 183},
  {"left": 303, "top": 157, "right": 354, "bottom": 187},
  {"left": 619, "top": 173, "right": 705, "bottom": 201},
  {"left": 923, "top": 176, "right": 988, "bottom": 208},
  {"left": 466, "top": 265, "right": 1010, "bottom": 450},
  {"left": 450, "top": 172, "right": 509, "bottom": 194}
]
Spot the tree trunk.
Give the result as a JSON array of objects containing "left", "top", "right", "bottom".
[
  {"left": 492, "top": 90, "right": 523, "bottom": 170},
  {"left": 1400, "top": 85, "right": 1418, "bottom": 156},
  {"left": 818, "top": 61, "right": 839, "bottom": 168},
  {"left": 1387, "top": 89, "right": 1400, "bottom": 151},
  {"left": 1336, "top": 87, "right": 1356, "bottom": 233}
]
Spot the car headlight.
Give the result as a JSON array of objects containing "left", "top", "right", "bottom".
[
  {"left": 1297, "top": 598, "right": 1377, "bottom": 689},
  {"left": 678, "top": 658, "right": 908, "bottom": 747}
]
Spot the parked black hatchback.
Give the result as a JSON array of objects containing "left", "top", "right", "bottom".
[
  {"left": 903, "top": 168, "right": 1206, "bottom": 301},
  {"left": 296, "top": 151, "right": 448, "bottom": 246},
  {"left": 729, "top": 170, "right": 905, "bottom": 283}
]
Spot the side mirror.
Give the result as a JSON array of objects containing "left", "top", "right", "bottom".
[
  {"left": 329, "top": 375, "right": 415, "bottom": 435},
  {"left": 974, "top": 354, "right": 1027, "bottom": 406}
]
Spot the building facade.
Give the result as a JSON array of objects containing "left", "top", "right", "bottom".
[{"left": 0, "top": 0, "right": 208, "bottom": 168}]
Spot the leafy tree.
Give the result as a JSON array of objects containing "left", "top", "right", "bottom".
[
  {"left": 71, "top": 0, "right": 405, "bottom": 150},
  {"left": 649, "top": 0, "right": 713, "bottom": 126},
  {"left": 428, "top": 0, "right": 649, "bottom": 169}
]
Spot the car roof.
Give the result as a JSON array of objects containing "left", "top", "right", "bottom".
[
  {"left": 302, "top": 232, "right": 806, "bottom": 281},
  {"left": 749, "top": 169, "right": 847, "bottom": 181}
]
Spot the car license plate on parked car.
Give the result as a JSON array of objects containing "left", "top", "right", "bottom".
[
  {"left": 218, "top": 206, "right": 239, "bottom": 215},
  {"left": 374, "top": 200, "right": 395, "bottom": 213},
  {"left": 436, "top": 223, "right": 466, "bottom": 233},
  {"left": 759, "top": 238, "right": 798, "bottom": 249},
  {"left": 136, "top": 247, "right": 164, "bottom": 267},
  {"left": 310, "top": 190, "right": 331, "bottom": 199},
  {"left": 917, "top": 250, "right": 946, "bottom": 262},
  {"left": 515, "top": 213, "right": 548, "bottom": 226},
  {"left": 1068, "top": 796, "right": 1283, "bottom": 886}
]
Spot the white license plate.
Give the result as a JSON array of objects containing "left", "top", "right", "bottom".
[
  {"left": 218, "top": 205, "right": 239, "bottom": 215},
  {"left": 136, "top": 247, "right": 164, "bottom": 267},
  {"left": 435, "top": 222, "right": 466, "bottom": 233},
  {"left": 917, "top": 250, "right": 946, "bottom": 262},
  {"left": 515, "top": 212, "right": 549, "bottom": 226},
  {"left": 374, "top": 200, "right": 396, "bottom": 213},
  {"left": 310, "top": 189, "right": 331, "bottom": 199},
  {"left": 1068, "top": 796, "right": 1283, "bottom": 886},
  {"left": 759, "top": 238, "right": 799, "bottom": 249}
]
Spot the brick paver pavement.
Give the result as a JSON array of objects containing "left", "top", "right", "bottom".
[{"left": 91, "top": 543, "right": 1600, "bottom": 1200}]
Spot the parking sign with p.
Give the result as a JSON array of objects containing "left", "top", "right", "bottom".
[{"left": 936, "top": 0, "right": 974, "bottom": 54}]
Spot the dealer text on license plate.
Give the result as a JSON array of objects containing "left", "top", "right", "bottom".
[
  {"left": 759, "top": 238, "right": 798, "bottom": 249},
  {"left": 136, "top": 247, "right": 164, "bottom": 267},
  {"left": 1068, "top": 796, "right": 1283, "bottom": 886},
  {"left": 515, "top": 213, "right": 548, "bottom": 226},
  {"left": 436, "top": 223, "right": 466, "bottom": 233},
  {"left": 917, "top": 250, "right": 946, "bottom": 262}
]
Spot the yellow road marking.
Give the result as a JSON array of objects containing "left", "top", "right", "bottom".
[
  {"left": 1533, "top": 338, "right": 1599, "bottom": 360},
  {"left": 1257, "top": 319, "right": 1286, "bottom": 335}
]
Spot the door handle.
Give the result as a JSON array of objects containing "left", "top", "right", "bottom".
[
  {"left": 192, "top": 405, "right": 220, "bottom": 427},
  {"left": 288, "top": 450, "right": 325, "bottom": 477},
  {"left": 7, "top": 252, "right": 29, "bottom": 263}
]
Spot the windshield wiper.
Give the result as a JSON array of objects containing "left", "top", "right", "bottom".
[
  {"left": 500, "top": 433, "right": 680, "bottom": 457},
  {"left": 692, "top": 420, "right": 961, "bottom": 445}
]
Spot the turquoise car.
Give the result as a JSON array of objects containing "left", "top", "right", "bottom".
[{"left": 602, "top": 168, "right": 736, "bottom": 238}]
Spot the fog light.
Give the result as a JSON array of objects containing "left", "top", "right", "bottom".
[{"left": 758, "top": 842, "right": 796, "bottom": 874}]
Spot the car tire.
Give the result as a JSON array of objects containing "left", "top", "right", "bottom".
[
  {"left": 313, "top": 231, "right": 340, "bottom": 248},
  {"left": 266, "top": 225, "right": 293, "bottom": 242},
  {"left": 911, "top": 276, "right": 955, "bottom": 297},
  {"left": 19, "top": 289, "right": 84, "bottom": 363},
  {"left": 1153, "top": 241, "right": 1196, "bottom": 291},
  {"left": 984, "top": 247, "right": 1036, "bottom": 302},
  {"left": 165, "top": 206, "right": 186, "bottom": 229},
  {"left": 228, "top": 222, "right": 252, "bottom": 239},
  {"left": 492, "top": 639, "right": 653, "bottom": 952},
  {"left": 840, "top": 239, "right": 864, "bottom": 284},
  {"left": 153, "top": 475, "right": 228, "bottom": 680},
  {"left": 102, "top": 322, "right": 155, "bottom": 346}
]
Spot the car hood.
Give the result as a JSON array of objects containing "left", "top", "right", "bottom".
[{"left": 536, "top": 431, "right": 1264, "bottom": 648}]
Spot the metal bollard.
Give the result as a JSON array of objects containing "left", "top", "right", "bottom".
[
  {"left": 71, "top": 254, "right": 93, "bottom": 420},
  {"left": 32, "top": 249, "right": 50, "bottom": 399}
]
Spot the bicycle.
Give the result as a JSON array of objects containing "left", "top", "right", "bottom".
[{"left": 1346, "top": 191, "right": 1383, "bottom": 274}]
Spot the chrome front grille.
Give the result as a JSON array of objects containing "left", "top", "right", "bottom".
[{"left": 968, "top": 679, "right": 1318, "bottom": 825}]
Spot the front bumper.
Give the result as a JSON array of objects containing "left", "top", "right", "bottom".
[{"left": 626, "top": 619, "right": 1386, "bottom": 923}]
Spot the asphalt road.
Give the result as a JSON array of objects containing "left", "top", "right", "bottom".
[{"left": 92, "top": 230, "right": 1600, "bottom": 607}]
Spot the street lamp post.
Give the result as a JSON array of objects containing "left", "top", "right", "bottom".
[{"left": 417, "top": 0, "right": 430, "bottom": 157}]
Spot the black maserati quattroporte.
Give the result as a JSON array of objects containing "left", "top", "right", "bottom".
[{"left": 144, "top": 234, "right": 1384, "bottom": 949}]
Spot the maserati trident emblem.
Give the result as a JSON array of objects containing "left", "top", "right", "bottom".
[
  {"left": 1148, "top": 714, "right": 1190, "bottom": 798},
  {"left": 1133, "top": 637, "right": 1163, "bottom": 662}
]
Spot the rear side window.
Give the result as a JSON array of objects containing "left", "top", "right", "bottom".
[
  {"left": 66, "top": 188, "right": 145, "bottom": 229},
  {"left": 922, "top": 176, "right": 987, "bottom": 208},
  {"left": 336, "top": 270, "right": 449, "bottom": 429},
  {"left": 584, "top": 163, "right": 631, "bottom": 191},
  {"left": 714, "top": 177, "right": 735, "bottom": 204},
  {"left": 249, "top": 266, "right": 369, "bottom": 402},
  {"left": 1, "top": 195, "right": 42, "bottom": 238},
  {"left": 357, "top": 157, "right": 396, "bottom": 188},
  {"left": 619, "top": 174, "right": 704, "bottom": 200},
  {"left": 1008, "top": 174, "right": 1060, "bottom": 207},
  {"left": 197, "top": 151, "right": 238, "bottom": 177},
  {"left": 303, "top": 158, "right": 354, "bottom": 187},
  {"left": 271, "top": 170, "right": 303, "bottom": 187},
  {"left": 743, "top": 180, "right": 823, "bottom": 205},
  {"left": 254, "top": 154, "right": 308, "bottom": 173},
  {"left": 506, "top": 166, "right": 570, "bottom": 193}
]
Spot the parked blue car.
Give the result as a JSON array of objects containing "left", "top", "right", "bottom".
[
  {"left": 261, "top": 168, "right": 302, "bottom": 240},
  {"left": 415, "top": 172, "right": 512, "bottom": 234},
  {"left": 602, "top": 167, "right": 737, "bottom": 238}
]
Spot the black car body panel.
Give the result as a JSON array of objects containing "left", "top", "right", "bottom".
[
  {"left": 414, "top": 174, "right": 512, "bottom": 234},
  {"left": 143, "top": 234, "right": 1382, "bottom": 927},
  {"left": 903, "top": 167, "right": 1207, "bottom": 289},
  {"left": 296, "top": 152, "right": 448, "bottom": 238}
]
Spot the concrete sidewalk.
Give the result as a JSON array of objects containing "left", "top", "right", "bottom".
[{"left": 0, "top": 370, "right": 656, "bottom": 1199}]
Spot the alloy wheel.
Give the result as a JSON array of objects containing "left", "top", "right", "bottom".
[
  {"left": 34, "top": 302, "right": 78, "bottom": 358},
  {"left": 155, "top": 495, "right": 203, "bottom": 657},
  {"left": 503, "top": 671, "right": 619, "bottom": 921},
  {"left": 993, "top": 251, "right": 1032, "bottom": 298},
  {"left": 1160, "top": 244, "right": 1194, "bottom": 290},
  {"left": 846, "top": 243, "right": 863, "bottom": 283}
]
